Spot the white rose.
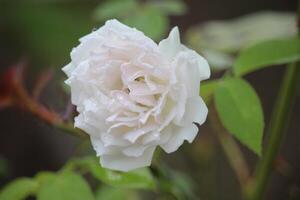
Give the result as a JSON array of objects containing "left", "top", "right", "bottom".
[{"left": 63, "top": 19, "right": 210, "bottom": 172}]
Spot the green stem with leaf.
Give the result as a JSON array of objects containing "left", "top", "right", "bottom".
[
  {"left": 247, "top": 63, "right": 300, "bottom": 200},
  {"left": 246, "top": 2, "right": 300, "bottom": 198}
]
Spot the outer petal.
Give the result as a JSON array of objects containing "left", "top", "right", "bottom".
[
  {"left": 90, "top": 136, "right": 106, "bottom": 156},
  {"left": 180, "top": 96, "right": 208, "bottom": 126},
  {"left": 160, "top": 96, "right": 207, "bottom": 153},
  {"left": 174, "top": 52, "right": 200, "bottom": 97},
  {"left": 174, "top": 50, "right": 210, "bottom": 97},
  {"left": 62, "top": 63, "right": 76, "bottom": 77},
  {"left": 159, "top": 124, "right": 198, "bottom": 153},
  {"left": 158, "top": 27, "right": 182, "bottom": 60},
  {"left": 70, "top": 37, "right": 104, "bottom": 66},
  {"left": 100, "top": 147, "right": 156, "bottom": 172},
  {"left": 159, "top": 27, "right": 210, "bottom": 84},
  {"left": 122, "top": 144, "right": 148, "bottom": 157},
  {"left": 185, "top": 49, "right": 210, "bottom": 82},
  {"left": 95, "top": 19, "right": 158, "bottom": 51},
  {"left": 63, "top": 19, "right": 159, "bottom": 78}
]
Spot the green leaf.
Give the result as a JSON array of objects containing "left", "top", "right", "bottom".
[
  {"left": 234, "top": 38, "right": 300, "bottom": 76},
  {"left": 95, "top": 186, "right": 138, "bottom": 200},
  {"left": 89, "top": 162, "right": 155, "bottom": 189},
  {"left": 93, "top": 0, "right": 169, "bottom": 40},
  {"left": 37, "top": 171, "right": 95, "bottom": 200},
  {"left": 93, "top": 0, "right": 138, "bottom": 21},
  {"left": 65, "top": 157, "right": 155, "bottom": 190},
  {"left": 35, "top": 171, "right": 57, "bottom": 185},
  {"left": 123, "top": 7, "right": 168, "bottom": 40},
  {"left": 0, "top": 178, "right": 38, "bottom": 200},
  {"left": 200, "top": 80, "right": 219, "bottom": 103},
  {"left": 152, "top": 164, "right": 196, "bottom": 199},
  {"left": 169, "top": 171, "right": 196, "bottom": 200},
  {"left": 214, "top": 78, "right": 264, "bottom": 155},
  {"left": 150, "top": 0, "right": 187, "bottom": 15}
]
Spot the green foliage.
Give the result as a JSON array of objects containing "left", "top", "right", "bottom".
[
  {"left": 185, "top": 11, "right": 297, "bottom": 70},
  {"left": 95, "top": 186, "right": 138, "bottom": 200},
  {"left": 93, "top": 0, "right": 137, "bottom": 21},
  {"left": 234, "top": 37, "right": 300, "bottom": 76},
  {"left": 149, "top": 0, "right": 187, "bottom": 15},
  {"left": 168, "top": 171, "right": 196, "bottom": 200},
  {"left": 0, "top": 162, "right": 155, "bottom": 200},
  {"left": 214, "top": 78, "right": 264, "bottom": 155},
  {"left": 37, "top": 171, "right": 95, "bottom": 200},
  {"left": 152, "top": 164, "right": 197, "bottom": 200},
  {"left": 123, "top": 7, "right": 167, "bottom": 41},
  {"left": 0, "top": 178, "right": 38, "bottom": 200},
  {"left": 93, "top": 0, "right": 186, "bottom": 40},
  {"left": 35, "top": 172, "right": 57, "bottom": 185},
  {"left": 64, "top": 156, "right": 155, "bottom": 190},
  {"left": 200, "top": 80, "right": 219, "bottom": 103}
]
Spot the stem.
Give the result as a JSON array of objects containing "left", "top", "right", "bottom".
[
  {"left": 247, "top": 63, "right": 300, "bottom": 199},
  {"left": 16, "top": 81, "right": 87, "bottom": 139},
  {"left": 218, "top": 129, "right": 250, "bottom": 186},
  {"left": 209, "top": 105, "right": 250, "bottom": 188},
  {"left": 247, "top": 2, "right": 300, "bottom": 199}
]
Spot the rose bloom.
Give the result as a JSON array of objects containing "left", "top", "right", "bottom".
[{"left": 63, "top": 19, "right": 210, "bottom": 172}]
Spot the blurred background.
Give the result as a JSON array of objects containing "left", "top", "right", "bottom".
[{"left": 0, "top": 0, "right": 299, "bottom": 199}]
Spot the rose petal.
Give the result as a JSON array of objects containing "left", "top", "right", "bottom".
[
  {"left": 183, "top": 49, "right": 211, "bottom": 82},
  {"left": 63, "top": 20, "right": 210, "bottom": 172},
  {"left": 130, "top": 94, "right": 156, "bottom": 107},
  {"left": 124, "top": 120, "right": 158, "bottom": 143},
  {"left": 180, "top": 96, "right": 208, "bottom": 126},
  {"left": 100, "top": 147, "right": 156, "bottom": 172},
  {"left": 158, "top": 27, "right": 182, "bottom": 59},
  {"left": 160, "top": 124, "right": 198, "bottom": 153},
  {"left": 122, "top": 144, "right": 148, "bottom": 157},
  {"left": 62, "top": 63, "right": 76, "bottom": 77},
  {"left": 128, "top": 82, "right": 166, "bottom": 96}
]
